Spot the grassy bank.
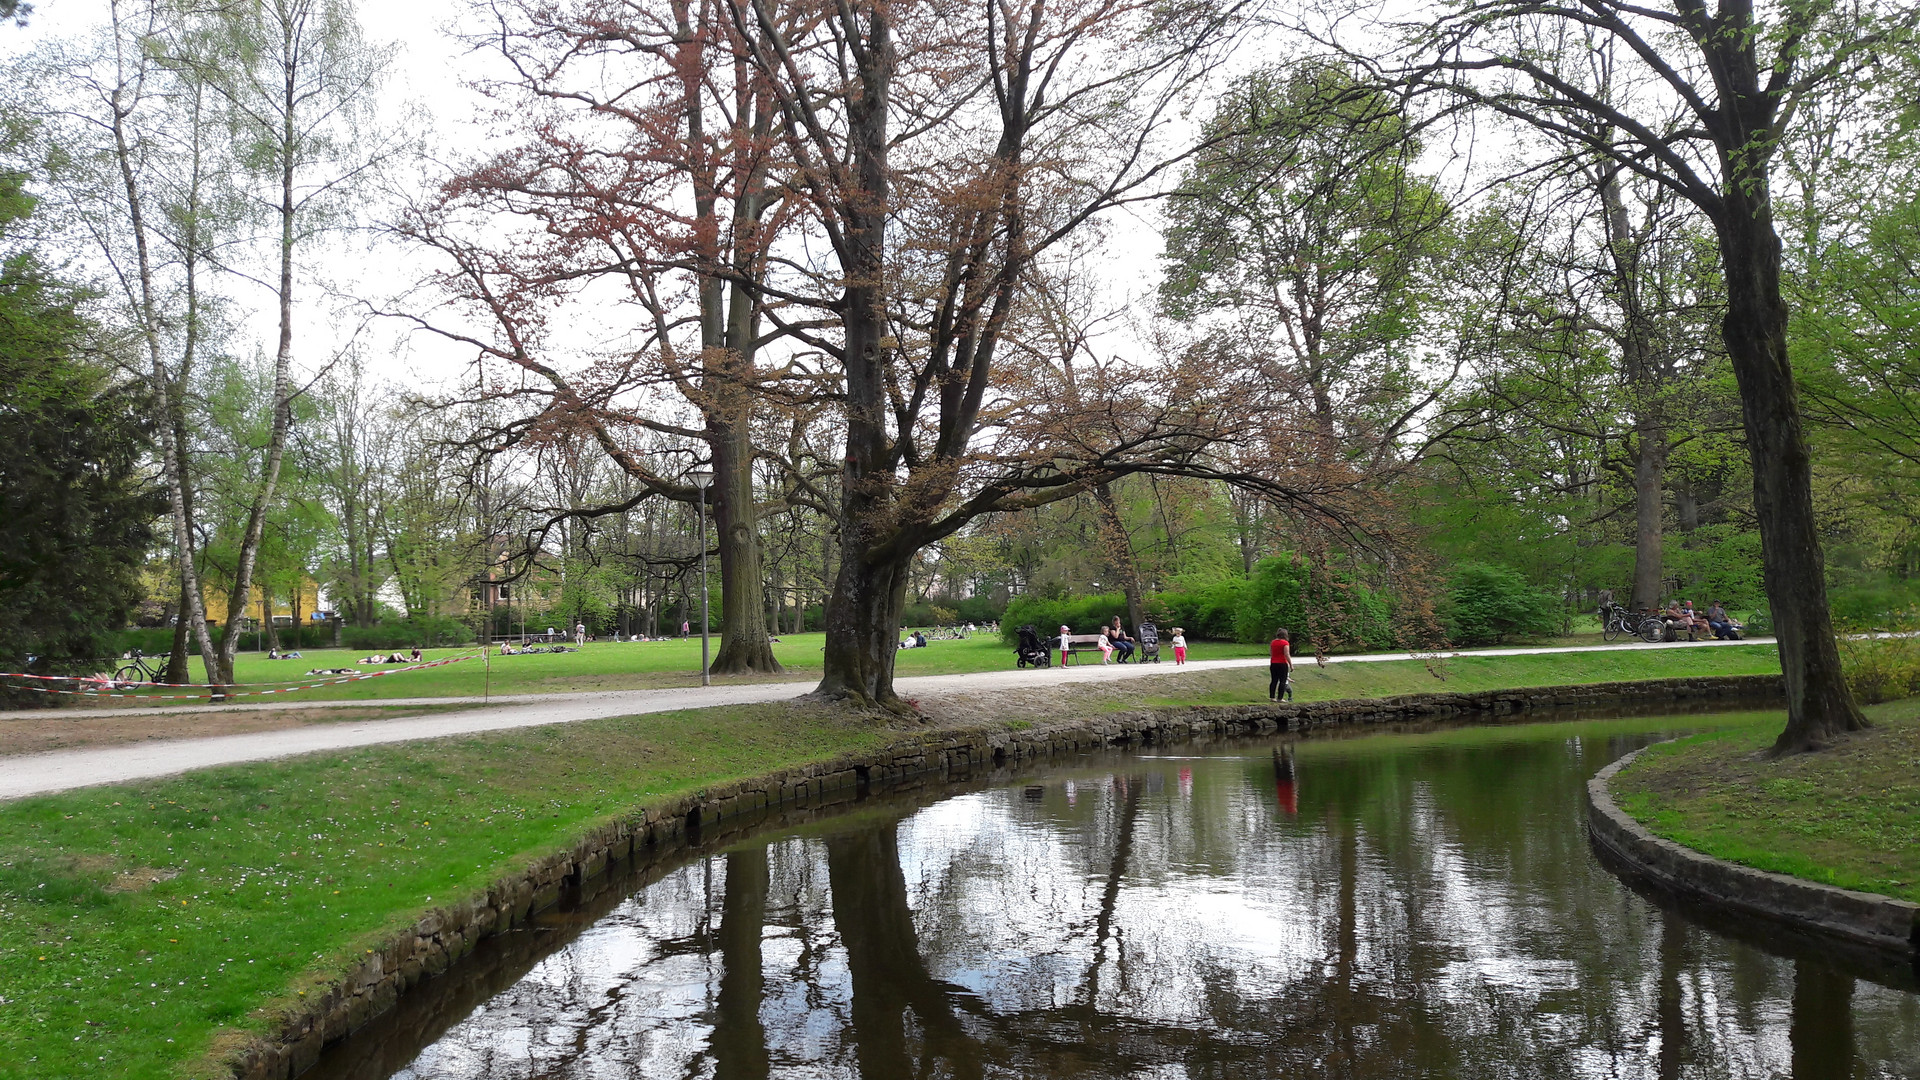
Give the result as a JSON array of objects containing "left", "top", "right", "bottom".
[
  {"left": 0, "top": 646, "right": 1784, "bottom": 1078},
  {"left": 1613, "top": 697, "right": 1920, "bottom": 905}
]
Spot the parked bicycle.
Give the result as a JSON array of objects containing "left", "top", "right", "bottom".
[
  {"left": 113, "top": 649, "right": 164, "bottom": 685},
  {"left": 1599, "top": 605, "right": 1639, "bottom": 642},
  {"left": 1599, "top": 604, "right": 1671, "bottom": 644}
]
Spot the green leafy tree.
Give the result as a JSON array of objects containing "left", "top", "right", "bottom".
[
  {"left": 0, "top": 179, "right": 160, "bottom": 681},
  {"left": 1161, "top": 62, "right": 1454, "bottom": 456}
]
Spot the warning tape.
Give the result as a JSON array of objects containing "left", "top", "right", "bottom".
[
  {"left": 0, "top": 651, "right": 485, "bottom": 688},
  {"left": 1, "top": 652, "right": 483, "bottom": 700}
]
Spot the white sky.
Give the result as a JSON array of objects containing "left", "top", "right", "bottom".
[{"left": 6, "top": 0, "right": 1181, "bottom": 397}]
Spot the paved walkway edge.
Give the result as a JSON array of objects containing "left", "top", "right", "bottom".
[
  {"left": 232, "top": 674, "right": 1787, "bottom": 1080},
  {"left": 1587, "top": 746, "right": 1920, "bottom": 962}
]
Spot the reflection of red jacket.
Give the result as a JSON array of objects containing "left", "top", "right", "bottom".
[{"left": 1270, "top": 638, "right": 1291, "bottom": 664}]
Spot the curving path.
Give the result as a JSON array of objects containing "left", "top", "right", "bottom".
[{"left": 0, "top": 636, "right": 1776, "bottom": 801}]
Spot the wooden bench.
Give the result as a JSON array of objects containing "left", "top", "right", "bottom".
[{"left": 1057, "top": 633, "right": 1115, "bottom": 664}]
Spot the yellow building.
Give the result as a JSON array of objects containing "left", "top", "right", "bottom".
[{"left": 202, "top": 576, "right": 322, "bottom": 629}]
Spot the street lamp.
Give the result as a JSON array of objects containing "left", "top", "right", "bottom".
[{"left": 689, "top": 467, "right": 714, "bottom": 686}]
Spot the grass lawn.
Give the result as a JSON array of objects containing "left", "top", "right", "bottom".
[
  {"left": 1613, "top": 696, "right": 1920, "bottom": 905},
  {"left": 86, "top": 633, "right": 1275, "bottom": 705},
  {"left": 1128, "top": 643, "right": 1782, "bottom": 709},
  {"left": 76, "top": 625, "right": 1757, "bottom": 708},
  {"left": 0, "top": 644, "right": 1786, "bottom": 1078}
]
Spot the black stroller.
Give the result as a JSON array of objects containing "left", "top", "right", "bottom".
[
  {"left": 1137, "top": 621, "right": 1161, "bottom": 663},
  {"left": 1015, "top": 625, "right": 1052, "bottom": 668}
]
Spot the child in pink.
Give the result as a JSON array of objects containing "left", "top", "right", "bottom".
[
  {"left": 1171, "top": 628, "right": 1187, "bottom": 665},
  {"left": 1059, "top": 625, "right": 1072, "bottom": 668}
]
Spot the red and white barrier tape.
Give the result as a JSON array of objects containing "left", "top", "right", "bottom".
[{"left": 1, "top": 652, "right": 482, "bottom": 700}]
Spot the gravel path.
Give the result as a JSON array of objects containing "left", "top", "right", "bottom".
[{"left": 0, "top": 636, "right": 1776, "bottom": 800}]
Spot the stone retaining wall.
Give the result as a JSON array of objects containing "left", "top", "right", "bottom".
[
  {"left": 1588, "top": 746, "right": 1920, "bottom": 963},
  {"left": 230, "top": 673, "right": 1786, "bottom": 1079}
]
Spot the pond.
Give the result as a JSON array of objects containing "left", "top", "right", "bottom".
[{"left": 311, "top": 713, "right": 1920, "bottom": 1079}]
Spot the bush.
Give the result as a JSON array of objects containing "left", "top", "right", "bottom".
[
  {"left": 1443, "top": 563, "right": 1560, "bottom": 646},
  {"left": 110, "top": 627, "right": 177, "bottom": 657},
  {"left": 1828, "top": 578, "right": 1920, "bottom": 628},
  {"left": 1149, "top": 579, "right": 1245, "bottom": 642},
  {"left": 1000, "top": 592, "right": 1132, "bottom": 642},
  {"left": 341, "top": 617, "right": 477, "bottom": 651},
  {"left": 1839, "top": 635, "right": 1920, "bottom": 705}
]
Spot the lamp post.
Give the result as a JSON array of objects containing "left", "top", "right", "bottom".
[{"left": 690, "top": 467, "right": 713, "bottom": 686}]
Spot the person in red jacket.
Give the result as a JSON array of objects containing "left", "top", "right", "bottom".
[{"left": 1269, "top": 628, "right": 1293, "bottom": 702}]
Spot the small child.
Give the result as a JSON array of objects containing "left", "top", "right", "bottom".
[{"left": 1171, "top": 627, "right": 1187, "bottom": 665}]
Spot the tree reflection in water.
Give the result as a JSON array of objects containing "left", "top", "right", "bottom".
[{"left": 379, "top": 728, "right": 1920, "bottom": 1080}]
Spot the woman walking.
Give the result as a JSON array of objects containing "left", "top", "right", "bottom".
[{"left": 1269, "top": 628, "right": 1293, "bottom": 702}]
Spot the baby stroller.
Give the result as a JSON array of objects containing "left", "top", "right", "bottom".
[
  {"left": 1137, "top": 621, "right": 1161, "bottom": 663},
  {"left": 1014, "top": 625, "right": 1052, "bottom": 668}
]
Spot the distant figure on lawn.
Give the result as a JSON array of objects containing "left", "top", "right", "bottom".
[
  {"left": 1171, "top": 627, "right": 1187, "bottom": 665},
  {"left": 681, "top": 620, "right": 690, "bottom": 639},
  {"left": 574, "top": 622, "right": 586, "bottom": 647}
]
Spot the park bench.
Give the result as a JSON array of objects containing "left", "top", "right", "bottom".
[{"left": 1057, "top": 633, "right": 1116, "bottom": 664}]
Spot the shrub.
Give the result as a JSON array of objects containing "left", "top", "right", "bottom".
[
  {"left": 341, "top": 617, "right": 477, "bottom": 651},
  {"left": 1232, "top": 557, "right": 1308, "bottom": 645},
  {"left": 110, "top": 627, "right": 178, "bottom": 657},
  {"left": 1217, "top": 556, "right": 1396, "bottom": 650},
  {"left": 1000, "top": 592, "right": 1132, "bottom": 642},
  {"left": 1443, "top": 563, "right": 1560, "bottom": 646},
  {"left": 1149, "top": 579, "right": 1245, "bottom": 641},
  {"left": 1828, "top": 579, "right": 1920, "bottom": 629},
  {"left": 1839, "top": 634, "right": 1920, "bottom": 705}
]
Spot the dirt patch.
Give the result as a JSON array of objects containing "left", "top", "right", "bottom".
[
  {"left": 0, "top": 705, "right": 463, "bottom": 757},
  {"left": 914, "top": 668, "right": 1252, "bottom": 726},
  {"left": 107, "top": 866, "right": 178, "bottom": 892}
]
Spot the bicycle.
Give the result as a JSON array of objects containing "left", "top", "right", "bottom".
[
  {"left": 1599, "top": 605, "right": 1647, "bottom": 642},
  {"left": 113, "top": 649, "right": 164, "bottom": 685}
]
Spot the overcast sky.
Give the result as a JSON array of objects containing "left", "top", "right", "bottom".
[{"left": 5, "top": 0, "right": 1253, "bottom": 398}]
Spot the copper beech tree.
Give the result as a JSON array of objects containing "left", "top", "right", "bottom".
[
  {"left": 411, "top": 0, "right": 1412, "bottom": 707},
  {"left": 400, "top": 0, "right": 801, "bottom": 674},
  {"left": 716, "top": 0, "right": 1287, "bottom": 708}
]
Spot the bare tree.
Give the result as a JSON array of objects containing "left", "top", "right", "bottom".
[{"left": 190, "top": 0, "right": 395, "bottom": 681}]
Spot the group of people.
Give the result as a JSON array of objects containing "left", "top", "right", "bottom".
[
  {"left": 497, "top": 641, "right": 576, "bottom": 655},
  {"left": 1600, "top": 589, "right": 1744, "bottom": 641},
  {"left": 1060, "top": 617, "right": 1188, "bottom": 665},
  {"left": 1662, "top": 599, "right": 1743, "bottom": 641},
  {"left": 899, "top": 630, "right": 930, "bottom": 649},
  {"left": 359, "top": 648, "right": 422, "bottom": 665},
  {"left": 264, "top": 648, "right": 303, "bottom": 660}
]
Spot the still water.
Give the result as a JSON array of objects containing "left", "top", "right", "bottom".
[{"left": 318, "top": 716, "right": 1920, "bottom": 1079}]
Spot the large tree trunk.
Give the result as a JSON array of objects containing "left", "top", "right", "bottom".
[
  {"left": 1093, "top": 482, "right": 1146, "bottom": 632},
  {"left": 708, "top": 418, "right": 780, "bottom": 674},
  {"left": 814, "top": 2, "right": 903, "bottom": 709},
  {"left": 818, "top": 546, "right": 910, "bottom": 709},
  {"left": 1716, "top": 193, "right": 1865, "bottom": 753},
  {"left": 1630, "top": 427, "right": 1667, "bottom": 611},
  {"left": 1604, "top": 174, "right": 1669, "bottom": 614}
]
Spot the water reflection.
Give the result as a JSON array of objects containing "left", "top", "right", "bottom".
[{"left": 356, "top": 723, "right": 1920, "bottom": 1079}]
